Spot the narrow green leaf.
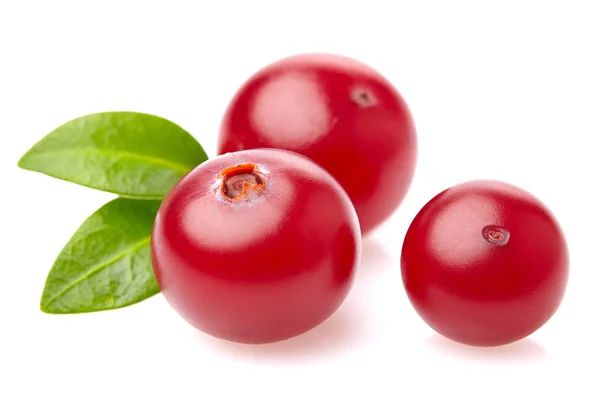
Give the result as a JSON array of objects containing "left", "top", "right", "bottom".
[
  {"left": 18, "top": 112, "right": 208, "bottom": 198},
  {"left": 40, "top": 198, "right": 162, "bottom": 314}
]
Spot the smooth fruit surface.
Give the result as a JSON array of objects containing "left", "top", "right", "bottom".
[
  {"left": 151, "top": 148, "right": 361, "bottom": 344},
  {"left": 217, "top": 53, "right": 417, "bottom": 234},
  {"left": 401, "top": 180, "right": 569, "bottom": 347}
]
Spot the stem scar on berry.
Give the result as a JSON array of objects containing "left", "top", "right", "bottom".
[
  {"left": 351, "top": 88, "right": 377, "bottom": 107},
  {"left": 482, "top": 225, "right": 510, "bottom": 246},
  {"left": 217, "top": 163, "right": 266, "bottom": 202}
]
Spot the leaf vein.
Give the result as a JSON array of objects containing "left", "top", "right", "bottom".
[
  {"left": 43, "top": 237, "right": 151, "bottom": 308},
  {"left": 28, "top": 149, "right": 192, "bottom": 175}
]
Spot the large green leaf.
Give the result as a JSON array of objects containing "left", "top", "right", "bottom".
[
  {"left": 18, "top": 112, "right": 207, "bottom": 198},
  {"left": 40, "top": 198, "right": 162, "bottom": 313}
]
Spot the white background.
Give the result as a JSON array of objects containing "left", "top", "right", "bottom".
[{"left": 1, "top": 1, "right": 599, "bottom": 402}]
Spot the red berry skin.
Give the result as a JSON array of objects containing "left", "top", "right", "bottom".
[
  {"left": 401, "top": 180, "right": 569, "bottom": 347},
  {"left": 217, "top": 53, "right": 417, "bottom": 234},
  {"left": 151, "top": 148, "right": 361, "bottom": 344}
]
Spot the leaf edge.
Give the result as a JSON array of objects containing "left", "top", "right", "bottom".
[
  {"left": 38, "top": 197, "right": 163, "bottom": 314},
  {"left": 16, "top": 110, "right": 208, "bottom": 198}
]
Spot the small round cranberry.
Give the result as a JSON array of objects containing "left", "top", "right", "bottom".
[
  {"left": 151, "top": 149, "right": 361, "bottom": 344},
  {"left": 401, "top": 180, "right": 569, "bottom": 347},
  {"left": 217, "top": 53, "right": 417, "bottom": 234}
]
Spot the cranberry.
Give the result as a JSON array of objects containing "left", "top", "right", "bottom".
[
  {"left": 217, "top": 53, "right": 417, "bottom": 234},
  {"left": 151, "top": 149, "right": 361, "bottom": 344},
  {"left": 401, "top": 180, "right": 569, "bottom": 347}
]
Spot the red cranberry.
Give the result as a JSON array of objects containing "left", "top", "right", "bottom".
[
  {"left": 217, "top": 53, "right": 417, "bottom": 234},
  {"left": 401, "top": 180, "right": 569, "bottom": 347},
  {"left": 151, "top": 149, "right": 361, "bottom": 344}
]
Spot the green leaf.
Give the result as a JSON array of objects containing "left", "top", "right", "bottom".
[
  {"left": 40, "top": 198, "right": 162, "bottom": 314},
  {"left": 18, "top": 111, "right": 207, "bottom": 199}
]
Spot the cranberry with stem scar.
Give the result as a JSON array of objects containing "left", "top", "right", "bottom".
[
  {"left": 217, "top": 53, "right": 417, "bottom": 234},
  {"left": 401, "top": 180, "right": 569, "bottom": 347},
  {"left": 151, "top": 149, "right": 361, "bottom": 344}
]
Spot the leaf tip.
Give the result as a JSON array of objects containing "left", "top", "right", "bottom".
[
  {"left": 17, "top": 153, "right": 29, "bottom": 169},
  {"left": 17, "top": 146, "right": 38, "bottom": 171},
  {"left": 39, "top": 300, "right": 54, "bottom": 314},
  {"left": 39, "top": 289, "right": 60, "bottom": 314}
]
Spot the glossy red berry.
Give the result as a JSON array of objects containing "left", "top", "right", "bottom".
[
  {"left": 217, "top": 53, "right": 417, "bottom": 234},
  {"left": 151, "top": 148, "right": 361, "bottom": 344},
  {"left": 401, "top": 180, "right": 569, "bottom": 347}
]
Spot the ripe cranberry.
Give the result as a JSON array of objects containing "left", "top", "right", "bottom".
[
  {"left": 217, "top": 53, "right": 417, "bottom": 234},
  {"left": 401, "top": 180, "right": 569, "bottom": 347},
  {"left": 151, "top": 148, "right": 361, "bottom": 344}
]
